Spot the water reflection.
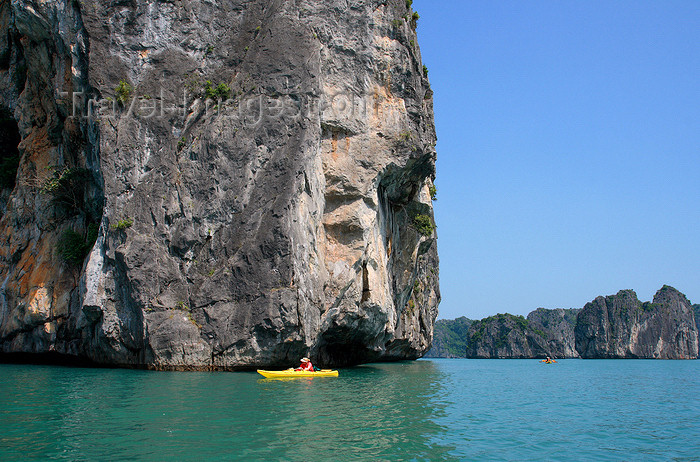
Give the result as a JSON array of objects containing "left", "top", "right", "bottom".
[
  {"left": 232, "top": 361, "right": 456, "bottom": 460},
  {"left": 0, "top": 361, "right": 457, "bottom": 460},
  {"left": 3, "top": 360, "right": 700, "bottom": 460}
]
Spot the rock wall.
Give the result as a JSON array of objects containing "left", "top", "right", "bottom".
[
  {"left": 0, "top": 0, "right": 439, "bottom": 369},
  {"left": 465, "top": 313, "right": 549, "bottom": 359},
  {"left": 694, "top": 304, "right": 699, "bottom": 350},
  {"left": 424, "top": 316, "right": 472, "bottom": 358},
  {"left": 527, "top": 308, "right": 580, "bottom": 358},
  {"left": 575, "top": 286, "right": 698, "bottom": 359},
  {"left": 463, "top": 310, "right": 580, "bottom": 359},
  {"left": 454, "top": 286, "right": 696, "bottom": 359}
]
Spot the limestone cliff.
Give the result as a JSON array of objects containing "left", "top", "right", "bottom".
[
  {"left": 447, "top": 286, "right": 697, "bottom": 359},
  {"left": 526, "top": 308, "right": 580, "bottom": 358},
  {"left": 694, "top": 304, "right": 699, "bottom": 352},
  {"left": 424, "top": 316, "right": 472, "bottom": 358},
  {"left": 575, "top": 286, "right": 698, "bottom": 359},
  {"left": 465, "top": 313, "right": 546, "bottom": 359},
  {"left": 0, "top": 0, "right": 439, "bottom": 368},
  {"left": 462, "top": 309, "right": 580, "bottom": 359}
]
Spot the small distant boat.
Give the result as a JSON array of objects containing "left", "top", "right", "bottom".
[
  {"left": 540, "top": 359, "right": 557, "bottom": 364},
  {"left": 257, "top": 369, "right": 339, "bottom": 378}
]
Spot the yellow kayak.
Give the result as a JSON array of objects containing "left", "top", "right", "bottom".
[{"left": 257, "top": 369, "right": 339, "bottom": 378}]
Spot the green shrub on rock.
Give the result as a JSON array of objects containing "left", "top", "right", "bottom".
[
  {"left": 115, "top": 80, "right": 133, "bottom": 106},
  {"left": 429, "top": 184, "right": 437, "bottom": 200},
  {"left": 411, "top": 11, "right": 420, "bottom": 28},
  {"left": 111, "top": 218, "right": 133, "bottom": 231},
  {"left": 413, "top": 214, "right": 435, "bottom": 236},
  {"left": 41, "top": 167, "right": 90, "bottom": 215},
  {"left": 204, "top": 81, "right": 231, "bottom": 101},
  {"left": 58, "top": 226, "right": 98, "bottom": 266}
]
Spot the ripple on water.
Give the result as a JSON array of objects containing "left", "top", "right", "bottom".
[{"left": 1, "top": 359, "right": 699, "bottom": 460}]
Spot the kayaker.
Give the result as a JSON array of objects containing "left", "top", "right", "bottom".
[{"left": 296, "top": 357, "right": 314, "bottom": 372}]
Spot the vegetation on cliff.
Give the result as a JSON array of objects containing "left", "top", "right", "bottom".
[
  {"left": 431, "top": 286, "right": 698, "bottom": 359},
  {"left": 465, "top": 313, "right": 552, "bottom": 359},
  {"left": 576, "top": 286, "right": 698, "bottom": 359},
  {"left": 424, "top": 317, "right": 472, "bottom": 357},
  {"left": 0, "top": 0, "right": 438, "bottom": 369}
]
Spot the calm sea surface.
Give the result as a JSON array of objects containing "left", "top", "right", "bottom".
[{"left": 1, "top": 359, "right": 699, "bottom": 461}]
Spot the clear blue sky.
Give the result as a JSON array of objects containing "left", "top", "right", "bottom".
[{"left": 414, "top": 1, "right": 699, "bottom": 320}]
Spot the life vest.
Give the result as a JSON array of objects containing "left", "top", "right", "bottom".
[{"left": 297, "top": 362, "right": 314, "bottom": 371}]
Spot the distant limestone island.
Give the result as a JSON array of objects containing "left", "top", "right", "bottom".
[{"left": 427, "top": 286, "right": 700, "bottom": 359}]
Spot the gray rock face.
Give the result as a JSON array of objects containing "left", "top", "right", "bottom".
[
  {"left": 459, "top": 286, "right": 697, "bottom": 359},
  {"left": 694, "top": 304, "right": 700, "bottom": 354},
  {"left": 526, "top": 308, "right": 580, "bottom": 358},
  {"left": 465, "top": 313, "right": 549, "bottom": 359},
  {"left": 424, "top": 316, "right": 473, "bottom": 358},
  {"left": 463, "top": 310, "right": 580, "bottom": 359},
  {"left": 575, "top": 286, "right": 698, "bottom": 359},
  {"left": 0, "top": 0, "right": 439, "bottom": 368}
]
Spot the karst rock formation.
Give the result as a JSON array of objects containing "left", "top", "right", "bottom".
[{"left": 0, "top": 0, "right": 439, "bottom": 369}]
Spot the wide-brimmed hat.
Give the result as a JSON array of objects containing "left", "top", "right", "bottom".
[{"left": 300, "top": 357, "right": 310, "bottom": 362}]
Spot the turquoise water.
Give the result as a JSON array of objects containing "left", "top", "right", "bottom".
[{"left": 1, "top": 359, "right": 699, "bottom": 460}]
